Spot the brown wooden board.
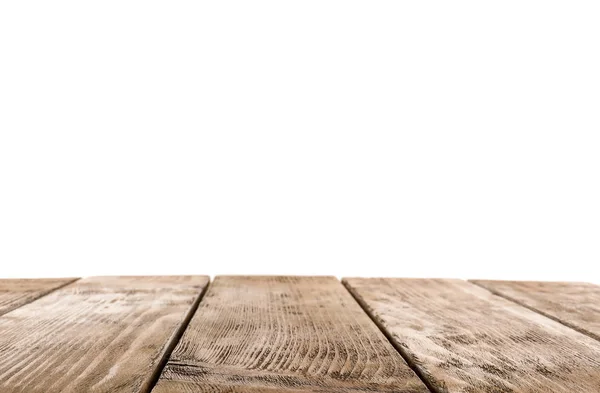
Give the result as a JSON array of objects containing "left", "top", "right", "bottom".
[
  {"left": 152, "top": 276, "right": 428, "bottom": 393},
  {"left": 471, "top": 280, "right": 600, "bottom": 342},
  {"left": 0, "top": 275, "right": 209, "bottom": 393},
  {"left": 0, "top": 277, "right": 78, "bottom": 316},
  {"left": 343, "top": 277, "right": 600, "bottom": 393}
]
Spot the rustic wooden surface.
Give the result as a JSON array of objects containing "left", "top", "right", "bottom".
[
  {"left": 0, "top": 277, "right": 77, "bottom": 316},
  {"left": 0, "top": 275, "right": 209, "bottom": 393},
  {"left": 152, "top": 276, "right": 428, "bottom": 393},
  {"left": 471, "top": 280, "right": 600, "bottom": 342},
  {"left": 1, "top": 275, "right": 599, "bottom": 393},
  {"left": 343, "top": 277, "right": 600, "bottom": 393}
]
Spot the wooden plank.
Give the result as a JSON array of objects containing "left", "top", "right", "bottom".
[
  {"left": 0, "top": 278, "right": 78, "bottom": 316},
  {"left": 343, "top": 277, "right": 600, "bottom": 393},
  {"left": 0, "top": 275, "right": 209, "bottom": 393},
  {"left": 152, "top": 276, "right": 428, "bottom": 393},
  {"left": 471, "top": 280, "right": 600, "bottom": 342}
]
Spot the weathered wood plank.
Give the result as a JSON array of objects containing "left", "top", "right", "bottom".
[
  {"left": 0, "top": 278, "right": 78, "bottom": 316},
  {"left": 471, "top": 280, "right": 600, "bottom": 342},
  {"left": 152, "top": 276, "right": 428, "bottom": 393},
  {"left": 343, "top": 277, "right": 600, "bottom": 393},
  {"left": 0, "top": 275, "right": 209, "bottom": 393}
]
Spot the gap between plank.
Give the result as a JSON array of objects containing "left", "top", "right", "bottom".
[
  {"left": 469, "top": 280, "right": 600, "bottom": 343},
  {"left": 0, "top": 277, "right": 81, "bottom": 318},
  {"left": 341, "top": 280, "right": 440, "bottom": 393},
  {"left": 140, "top": 278, "right": 212, "bottom": 393},
  {"left": 46, "top": 277, "right": 81, "bottom": 293}
]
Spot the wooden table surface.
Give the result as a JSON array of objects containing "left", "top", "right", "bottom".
[{"left": 0, "top": 276, "right": 598, "bottom": 393}]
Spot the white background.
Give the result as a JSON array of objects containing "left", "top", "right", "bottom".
[{"left": 1, "top": 1, "right": 598, "bottom": 283}]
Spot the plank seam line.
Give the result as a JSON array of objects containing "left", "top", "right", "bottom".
[
  {"left": 0, "top": 277, "right": 81, "bottom": 318},
  {"left": 140, "top": 278, "right": 212, "bottom": 393},
  {"left": 341, "top": 279, "right": 441, "bottom": 393},
  {"left": 468, "top": 280, "right": 600, "bottom": 343}
]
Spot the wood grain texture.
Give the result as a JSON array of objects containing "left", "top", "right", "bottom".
[
  {"left": 343, "top": 277, "right": 600, "bottom": 393},
  {"left": 152, "top": 276, "right": 428, "bottom": 393},
  {"left": 0, "top": 275, "right": 209, "bottom": 393},
  {"left": 0, "top": 277, "right": 78, "bottom": 316},
  {"left": 471, "top": 280, "right": 600, "bottom": 342}
]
